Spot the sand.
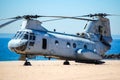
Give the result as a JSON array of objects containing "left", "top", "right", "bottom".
[{"left": 0, "top": 60, "right": 120, "bottom": 80}]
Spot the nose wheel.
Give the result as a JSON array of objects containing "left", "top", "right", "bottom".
[{"left": 24, "top": 55, "right": 32, "bottom": 66}]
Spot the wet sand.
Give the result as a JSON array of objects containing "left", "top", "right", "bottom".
[{"left": 0, "top": 60, "right": 120, "bottom": 80}]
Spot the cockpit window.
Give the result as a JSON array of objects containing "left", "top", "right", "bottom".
[
  {"left": 23, "top": 34, "right": 28, "bottom": 39},
  {"left": 18, "top": 31, "right": 23, "bottom": 39},
  {"left": 30, "top": 33, "right": 35, "bottom": 40},
  {"left": 13, "top": 31, "right": 20, "bottom": 39},
  {"left": 13, "top": 31, "right": 36, "bottom": 40}
]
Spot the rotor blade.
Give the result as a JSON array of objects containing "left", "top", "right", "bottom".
[
  {"left": 0, "top": 15, "right": 95, "bottom": 21},
  {"left": 0, "top": 19, "right": 18, "bottom": 28},
  {"left": 41, "top": 18, "right": 64, "bottom": 22},
  {"left": 40, "top": 15, "right": 96, "bottom": 21},
  {"left": 41, "top": 16, "right": 92, "bottom": 22},
  {"left": 106, "top": 14, "right": 120, "bottom": 16},
  {"left": 41, "top": 16, "right": 80, "bottom": 22},
  {"left": 0, "top": 16, "right": 22, "bottom": 21},
  {"left": 0, "top": 16, "right": 23, "bottom": 21},
  {"left": 0, "top": 18, "right": 13, "bottom": 21}
]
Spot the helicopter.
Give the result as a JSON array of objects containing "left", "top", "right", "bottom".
[{"left": 0, "top": 13, "right": 114, "bottom": 66}]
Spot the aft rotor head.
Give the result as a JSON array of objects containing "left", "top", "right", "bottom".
[{"left": 80, "top": 13, "right": 120, "bottom": 17}]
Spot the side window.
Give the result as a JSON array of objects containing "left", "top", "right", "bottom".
[
  {"left": 84, "top": 45, "right": 87, "bottom": 49},
  {"left": 55, "top": 40, "right": 59, "bottom": 45},
  {"left": 67, "top": 42, "right": 71, "bottom": 48},
  {"left": 73, "top": 43, "right": 76, "bottom": 48}
]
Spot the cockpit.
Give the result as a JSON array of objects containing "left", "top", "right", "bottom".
[
  {"left": 8, "top": 31, "right": 36, "bottom": 52},
  {"left": 13, "top": 31, "right": 36, "bottom": 40}
]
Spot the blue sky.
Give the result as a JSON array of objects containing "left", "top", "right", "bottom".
[{"left": 0, "top": 0, "right": 120, "bottom": 35}]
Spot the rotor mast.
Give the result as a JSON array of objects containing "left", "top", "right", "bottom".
[{"left": 21, "top": 18, "right": 47, "bottom": 31}]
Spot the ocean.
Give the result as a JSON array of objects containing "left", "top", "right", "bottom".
[{"left": 0, "top": 37, "right": 120, "bottom": 61}]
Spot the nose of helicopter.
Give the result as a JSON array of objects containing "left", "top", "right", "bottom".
[{"left": 8, "top": 39, "right": 28, "bottom": 52}]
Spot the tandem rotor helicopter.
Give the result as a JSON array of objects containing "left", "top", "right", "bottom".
[{"left": 0, "top": 13, "right": 116, "bottom": 65}]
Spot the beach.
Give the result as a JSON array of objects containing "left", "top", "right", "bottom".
[{"left": 0, "top": 60, "right": 120, "bottom": 80}]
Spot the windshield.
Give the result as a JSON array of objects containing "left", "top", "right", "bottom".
[{"left": 13, "top": 31, "right": 36, "bottom": 40}]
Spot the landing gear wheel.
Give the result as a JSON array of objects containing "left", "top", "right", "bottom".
[
  {"left": 24, "top": 55, "right": 32, "bottom": 66},
  {"left": 63, "top": 60, "right": 70, "bottom": 65},
  {"left": 24, "top": 60, "right": 31, "bottom": 66},
  {"left": 48, "top": 57, "right": 51, "bottom": 60}
]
